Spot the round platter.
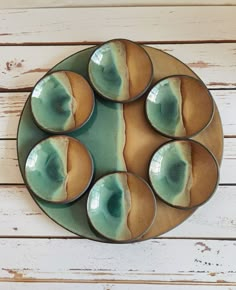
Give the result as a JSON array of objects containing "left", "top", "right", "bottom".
[{"left": 17, "top": 45, "right": 224, "bottom": 242}]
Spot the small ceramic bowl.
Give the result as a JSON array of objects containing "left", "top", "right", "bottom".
[
  {"left": 25, "top": 135, "right": 94, "bottom": 204},
  {"left": 88, "top": 39, "right": 153, "bottom": 103},
  {"left": 145, "top": 75, "right": 214, "bottom": 138},
  {"left": 148, "top": 140, "right": 219, "bottom": 209},
  {"left": 31, "top": 70, "right": 95, "bottom": 133},
  {"left": 87, "top": 172, "right": 157, "bottom": 242}
]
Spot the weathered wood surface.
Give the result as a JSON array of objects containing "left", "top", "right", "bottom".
[
  {"left": 1, "top": 44, "right": 236, "bottom": 91},
  {"left": 1, "top": 284, "right": 236, "bottom": 290},
  {"left": 0, "top": 7, "right": 235, "bottom": 44},
  {"left": 0, "top": 238, "right": 236, "bottom": 284},
  {"left": 0, "top": 90, "right": 234, "bottom": 139},
  {"left": 1, "top": 0, "right": 236, "bottom": 9},
  {"left": 0, "top": 137, "right": 234, "bottom": 184},
  {"left": 0, "top": 185, "right": 235, "bottom": 238},
  {"left": 0, "top": 4, "right": 235, "bottom": 289}
]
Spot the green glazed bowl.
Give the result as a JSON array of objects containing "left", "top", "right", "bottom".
[
  {"left": 87, "top": 172, "right": 157, "bottom": 242},
  {"left": 25, "top": 135, "right": 94, "bottom": 204},
  {"left": 148, "top": 140, "right": 219, "bottom": 210},
  {"left": 88, "top": 39, "right": 153, "bottom": 103},
  {"left": 31, "top": 70, "right": 95, "bottom": 134},
  {"left": 145, "top": 75, "right": 214, "bottom": 139}
]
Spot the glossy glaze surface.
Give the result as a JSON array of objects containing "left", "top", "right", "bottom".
[
  {"left": 87, "top": 172, "right": 156, "bottom": 242},
  {"left": 88, "top": 39, "right": 153, "bottom": 102},
  {"left": 149, "top": 141, "right": 192, "bottom": 207},
  {"left": 17, "top": 45, "right": 223, "bottom": 242},
  {"left": 146, "top": 76, "right": 214, "bottom": 138},
  {"left": 31, "top": 71, "right": 94, "bottom": 133},
  {"left": 25, "top": 136, "right": 93, "bottom": 203},
  {"left": 149, "top": 140, "right": 219, "bottom": 209}
]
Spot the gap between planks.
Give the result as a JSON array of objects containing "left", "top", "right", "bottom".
[{"left": 1, "top": 40, "right": 236, "bottom": 46}]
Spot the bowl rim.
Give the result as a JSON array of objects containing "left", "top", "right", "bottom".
[
  {"left": 148, "top": 139, "right": 220, "bottom": 210},
  {"left": 86, "top": 170, "right": 157, "bottom": 243},
  {"left": 24, "top": 135, "right": 95, "bottom": 205},
  {"left": 145, "top": 74, "right": 215, "bottom": 139},
  {"left": 30, "top": 69, "right": 95, "bottom": 134},
  {"left": 87, "top": 38, "right": 154, "bottom": 104}
]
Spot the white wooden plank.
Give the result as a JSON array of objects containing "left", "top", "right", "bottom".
[
  {"left": 0, "top": 238, "right": 235, "bottom": 283},
  {"left": 0, "top": 138, "right": 233, "bottom": 184},
  {"left": 0, "top": 185, "right": 71, "bottom": 236},
  {"left": 0, "top": 7, "right": 235, "bottom": 44},
  {"left": 221, "top": 138, "right": 236, "bottom": 184},
  {"left": 0, "top": 44, "right": 235, "bottom": 91},
  {"left": 0, "top": 185, "right": 235, "bottom": 239},
  {"left": 1, "top": 0, "right": 236, "bottom": 9},
  {"left": 164, "top": 185, "right": 236, "bottom": 238},
  {"left": 0, "top": 140, "right": 23, "bottom": 184},
  {"left": 213, "top": 90, "right": 236, "bottom": 136},
  {"left": 1, "top": 282, "right": 236, "bottom": 290},
  {"left": 0, "top": 90, "right": 234, "bottom": 139},
  {"left": 0, "top": 93, "right": 27, "bottom": 138}
]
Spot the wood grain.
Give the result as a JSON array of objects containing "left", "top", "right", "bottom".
[
  {"left": 0, "top": 3, "right": 235, "bottom": 289},
  {"left": 0, "top": 7, "right": 235, "bottom": 44},
  {"left": 0, "top": 44, "right": 235, "bottom": 91},
  {"left": 1, "top": 283, "right": 236, "bottom": 289},
  {"left": 0, "top": 185, "right": 235, "bottom": 238},
  {"left": 1, "top": 0, "right": 236, "bottom": 9},
  {"left": 0, "top": 238, "right": 235, "bottom": 284}
]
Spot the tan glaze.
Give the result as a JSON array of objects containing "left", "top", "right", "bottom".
[
  {"left": 66, "top": 137, "right": 93, "bottom": 201},
  {"left": 190, "top": 141, "right": 218, "bottom": 207},
  {"left": 123, "top": 46, "right": 223, "bottom": 240},
  {"left": 126, "top": 173, "right": 156, "bottom": 239},
  {"left": 66, "top": 72, "right": 94, "bottom": 128},
  {"left": 181, "top": 76, "right": 213, "bottom": 136},
  {"left": 124, "top": 40, "right": 153, "bottom": 100}
]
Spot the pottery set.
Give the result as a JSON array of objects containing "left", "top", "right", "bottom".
[{"left": 17, "top": 39, "right": 223, "bottom": 243}]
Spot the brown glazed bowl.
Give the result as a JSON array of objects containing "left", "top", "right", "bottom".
[
  {"left": 87, "top": 171, "right": 157, "bottom": 242},
  {"left": 25, "top": 135, "right": 94, "bottom": 204},
  {"left": 31, "top": 70, "right": 95, "bottom": 134},
  {"left": 145, "top": 75, "right": 214, "bottom": 139},
  {"left": 88, "top": 39, "right": 153, "bottom": 103},
  {"left": 149, "top": 139, "right": 219, "bottom": 210}
]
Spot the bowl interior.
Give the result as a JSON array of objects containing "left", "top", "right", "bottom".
[
  {"left": 87, "top": 172, "right": 157, "bottom": 242},
  {"left": 31, "top": 71, "right": 94, "bottom": 133},
  {"left": 146, "top": 75, "right": 214, "bottom": 138},
  {"left": 25, "top": 136, "right": 94, "bottom": 204},
  {"left": 149, "top": 140, "right": 219, "bottom": 209},
  {"left": 88, "top": 39, "right": 153, "bottom": 103}
]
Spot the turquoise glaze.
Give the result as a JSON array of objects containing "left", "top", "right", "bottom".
[
  {"left": 146, "top": 77, "right": 186, "bottom": 137},
  {"left": 89, "top": 41, "right": 129, "bottom": 101},
  {"left": 149, "top": 141, "right": 193, "bottom": 207},
  {"left": 87, "top": 173, "right": 131, "bottom": 241},
  {"left": 25, "top": 137, "right": 68, "bottom": 202},
  {"left": 88, "top": 39, "right": 153, "bottom": 103},
  {"left": 89, "top": 43, "right": 123, "bottom": 99},
  {"left": 17, "top": 45, "right": 222, "bottom": 242},
  {"left": 18, "top": 47, "right": 127, "bottom": 241},
  {"left": 31, "top": 71, "right": 77, "bottom": 132}
]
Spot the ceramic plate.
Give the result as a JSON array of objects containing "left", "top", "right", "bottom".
[{"left": 17, "top": 45, "right": 224, "bottom": 242}]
